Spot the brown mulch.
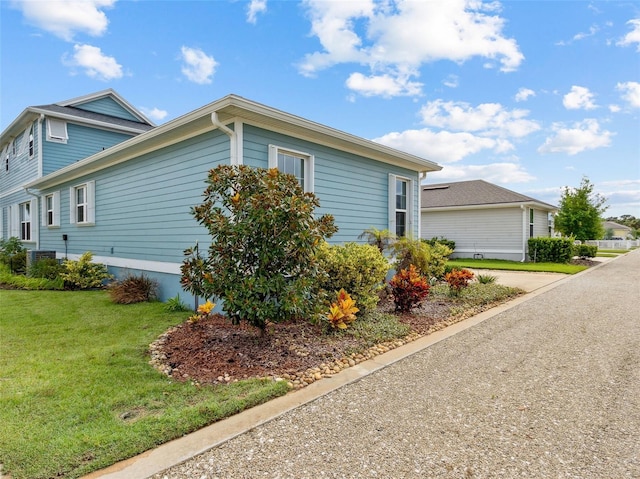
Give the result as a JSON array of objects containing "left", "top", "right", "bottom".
[{"left": 155, "top": 296, "right": 471, "bottom": 385}]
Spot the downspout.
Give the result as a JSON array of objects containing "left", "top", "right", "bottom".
[
  {"left": 521, "top": 204, "right": 527, "bottom": 262},
  {"left": 211, "top": 112, "right": 237, "bottom": 165},
  {"left": 24, "top": 187, "right": 40, "bottom": 250}
]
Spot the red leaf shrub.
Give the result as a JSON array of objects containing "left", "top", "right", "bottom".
[{"left": 389, "top": 264, "right": 430, "bottom": 312}]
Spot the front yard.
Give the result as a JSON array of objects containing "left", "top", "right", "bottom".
[{"left": 1, "top": 282, "right": 522, "bottom": 479}]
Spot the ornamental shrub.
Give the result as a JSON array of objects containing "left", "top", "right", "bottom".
[
  {"left": 528, "top": 237, "right": 574, "bottom": 263},
  {"left": 60, "top": 252, "right": 113, "bottom": 290},
  {"left": 573, "top": 243, "right": 597, "bottom": 259},
  {"left": 326, "top": 289, "right": 359, "bottom": 330},
  {"left": 422, "top": 236, "right": 456, "bottom": 252},
  {"left": 28, "top": 258, "right": 63, "bottom": 280},
  {"left": 181, "top": 165, "right": 337, "bottom": 331},
  {"left": 445, "top": 268, "right": 475, "bottom": 296},
  {"left": 0, "top": 237, "right": 27, "bottom": 274},
  {"left": 108, "top": 273, "right": 158, "bottom": 304},
  {"left": 315, "top": 241, "right": 390, "bottom": 313},
  {"left": 389, "top": 264, "right": 430, "bottom": 312},
  {"left": 393, "top": 237, "right": 453, "bottom": 280}
]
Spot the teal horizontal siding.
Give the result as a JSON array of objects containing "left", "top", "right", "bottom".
[
  {"left": 38, "top": 129, "right": 230, "bottom": 264},
  {"left": 75, "top": 97, "right": 141, "bottom": 122},
  {"left": 42, "top": 122, "right": 135, "bottom": 175},
  {"left": 242, "top": 124, "right": 418, "bottom": 243},
  {"left": 0, "top": 121, "right": 39, "bottom": 194}
]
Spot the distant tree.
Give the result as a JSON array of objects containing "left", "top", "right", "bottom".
[
  {"left": 554, "top": 177, "right": 608, "bottom": 241},
  {"left": 606, "top": 214, "right": 640, "bottom": 236}
]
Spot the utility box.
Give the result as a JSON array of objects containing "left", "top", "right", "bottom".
[{"left": 26, "top": 250, "right": 57, "bottom": 268}]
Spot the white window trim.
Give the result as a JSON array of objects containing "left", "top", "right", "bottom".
[
  {"left": 46, "top": 118, "right": 68, "bottom": 144},
  {"left": 268, "top": 144, "right": 314, "bottom": 193},
  {"left": 0, "top": 207, "right": 4, "bottom": 239},
  {"left": 388, "top": 174, "right": 413, "bottom": 238},
  {"left": 18, "top": 126, "right": 31, "bottom": 156},
  {"left": 18, "top": 199, "right": 36, "bottom": 242},
  {"left": 70, "top": 181, "right": 95, "bottom": 226},
  {"left": 42, "top": 191, "right": 61, "bottom": 228}
]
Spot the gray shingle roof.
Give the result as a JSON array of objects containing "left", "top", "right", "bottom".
[
  {"left": 422, "top": 179, "right": 556, "bottom": 209},
  {"left": 32, "top": 104, "right": 154, "bottom": 132}
]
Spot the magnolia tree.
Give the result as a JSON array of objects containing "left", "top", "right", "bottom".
[{"left": 181, "top": 165, "right": 337, "bottom": 331}]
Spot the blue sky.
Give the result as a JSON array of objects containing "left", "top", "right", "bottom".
[{"left": 1, "top": 0, "right": 639, "bottom": 217}]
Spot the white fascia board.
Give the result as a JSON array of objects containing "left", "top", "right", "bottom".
[
  {"left": 57, "top": 88, "right": 156, "bottom": 126},
  {"left": 26, "top": 93, "right": 442, "bottom": 191},
  {"left": 0, "top": 109, "right": 39, "bottom": 148},
  {"left": 31, "top": 108, "right": 150, "bottom": 135},
  {"left": 219, "top": 96, "right": 442, "bottom": 173},
  {"left": 422, "top": 201, "right": 557, "bottom": 213}
]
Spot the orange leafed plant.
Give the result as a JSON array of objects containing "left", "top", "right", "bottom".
[{"left": 326, "top": 288, "right": 359, "bottom": 329}]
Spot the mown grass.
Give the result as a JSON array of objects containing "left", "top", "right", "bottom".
[
  {"left": 0, "top": 290, "right": 289, "bottom": 479},
  {"left": 447, "top": 258, "right": 588, "bottom": 274}
]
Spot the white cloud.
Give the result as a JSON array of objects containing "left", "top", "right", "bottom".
[
  {"left": 13, "top": 0, "right": 115, "bottom": 41},
  {"left": 427, "top": 162, "right": 535, "bottom": 184},
  {"left": 63, "top": 44, "right": 122, "bottom": 81},
  {"left": 247, "top": 0, "right": 267, "bottom": 24},
  {"left": 617, "top": 18, "right": 640, "bottom": 51},
  {"left": 616, "top": 81, "right": 640, "bottom": 108},
  {"left": 346, "top": 71, "right": 422, "bottom": 97},
  {"left": 443, "top": 75, "right": 459, "bottom": 88},
  {"left": 515, "top": 87, "right": 535, "bottom": 102},
  {"left": 373, "top": 128, "right": 512, "bottom": 164},
  {"left": 419, "top": 100, "right": 540, "bottom": 138},
  {"left": 537, "top": 119, "right": 613, "bottom": 155},
  {"left": 608, "top": 104, "right": 621, "bottom": 113},
  {"left": 299, "top": 0, "right": 523, "bottom": 97},
  {"left": 139, "top": 107, "right": 168, "bottom": 122},
  {"left": 180, "top": 46, "right": 218, "bottom": 84},
  {"left": 563, "top": 86, "right": 597, "bottom": 110}
]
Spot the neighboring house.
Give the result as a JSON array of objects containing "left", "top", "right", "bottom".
[
  {"left": 2, "top": 91, "right": 441, "bottom": 301},
  {"left": 421, "top": 180, "right": 556, "bottom": 261},
  {"left": 602, "top": 221, "right": 633, "bottom": 239},
  {"left": 0, "top": 89, "right": 154, "bottom": 249}
]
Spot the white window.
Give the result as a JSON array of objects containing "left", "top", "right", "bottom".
[
  {"left": 46, "top": 119, "right": 68, "bottom": 143},
  {"left": 268, "top": 144, "right": 314, "bottom": 193},
  {"left": 389, "top": 174, "right": 413, "bottom": 238},
  {"left": 42, "top": 192, "right": 60, "bottom": 227},
  {"left": 19, "top": 201, "right": 32, "bottom": 241},
  {"left": 70, "top": 181, "right": 95, "bottom": 225},
  {"left": 529, "top": 208, "right": 534, "bottom": 238}
]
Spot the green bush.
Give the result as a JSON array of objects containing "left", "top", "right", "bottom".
[
  {"left": 527, "top": 237, "right": 574, "bottom": 263},
  {"left": 393, "top": 237, "right": 453, "bottom": 280},
  {"left": 0, "top": 237, "right": 27, "bottom": 274},
  {"left": 573, "top": 244, "right": 597, "bottom": 259},
  {"left": 108, "top": 274, "right": 158, "bottom": 304},
  {"left": 422, "top": 236, "right": 456, "bottom": 252},
  {"left": 60, "top": 252, "right": 113, "bottom": 290},
  {"left": 181, "top": 165, "right": 337, "bottom": 330},
  {"left": 28, "top": 258, "right": 64, "bottom": 280},
  {"left": 164, "top": 294, "right": 191, "bottom": 312},
  {"left": 316, "top": 241, "right": 390, "bottom": 313}
]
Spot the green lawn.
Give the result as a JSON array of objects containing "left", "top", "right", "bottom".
[
  {"left": 0, "top": 290, "right": 288, "bottom": 479},
  {"left": 447, "top": 258, "right": 588, "bottom": 274}
]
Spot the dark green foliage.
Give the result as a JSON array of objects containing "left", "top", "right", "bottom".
[
  {"left": 573, "top": 244, "right": 597, "bottom": 259},
  {"left": 315, "top": 242, "right": 390, "bottom": 313},
  {"left": 476, "top": 274, "right": 497, "bottom": 284},
  {"left": 422, "top": 236, "right": 456, "bottom": 251},
  {"left": 555, "top": 176, "right": 607, "bottom": 241},
  {"left": 164, "top": 294, "right": 191, "bottom": 312},
  {"left": 27, "top": 258, "right": 63, "bottom": 280},
  {"left": 181, "top": 165, "right": 337, "bottom": 330},
  {"left": 108, "top": 274, "right": 158, "bottom": 304},
  {"left": 0, "top": 237, "right": 27, "bottom": 274},
  {"left": 528, "top": 237, "right": 574, "bottom": 263}
]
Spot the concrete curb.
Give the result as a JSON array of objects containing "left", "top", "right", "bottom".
[{"left": 82, "top": 256, "right": 621, "bottom": 479}]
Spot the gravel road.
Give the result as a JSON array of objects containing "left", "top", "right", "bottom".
[{"left": 153, "top": 251, "right": 640, "bottom": 479}]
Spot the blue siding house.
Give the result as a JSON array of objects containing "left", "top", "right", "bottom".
[{"left": 2, "top": 91, "right": 441, "bottom": 301}]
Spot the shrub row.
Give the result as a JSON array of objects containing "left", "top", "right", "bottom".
[{"left": 527, "top": 237, "right": 574, "bottom": 263}]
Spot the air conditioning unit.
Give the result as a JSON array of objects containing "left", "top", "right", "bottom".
[{"left": 26, "top": 250, "right": 57, "bottom": 268}]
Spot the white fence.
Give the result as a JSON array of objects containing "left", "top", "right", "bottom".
[{"left": 584, "top": 240, "right": 640, "bottom": 250}]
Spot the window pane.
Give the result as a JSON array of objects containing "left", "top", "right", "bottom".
[
  {"left": 277, "top": 152, "right": 304, "bottom": 188},
  {"left": 77, "top": 187, "right": 85, "bottom": 205},
  {"left": 396, "top": 212, "right": 406, "bottom": 237},
  {"left": 396, "top": 179, "right": 407, "bottom": 210},
  {"left": 77, "top": 205, "right": 85, "bottom": 223}
]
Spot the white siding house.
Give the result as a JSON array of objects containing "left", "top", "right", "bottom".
[{"left": 421, "top": 180, "right": 556, "bottom": 261}]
